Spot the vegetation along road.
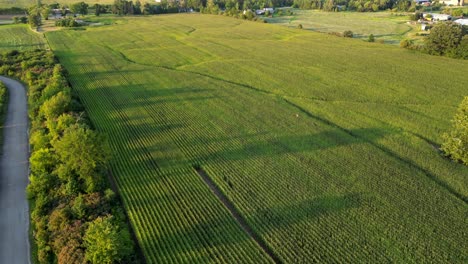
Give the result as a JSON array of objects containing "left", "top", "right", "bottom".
[{"left": 0, "top": 76, "right": 30, "bottom": 264}]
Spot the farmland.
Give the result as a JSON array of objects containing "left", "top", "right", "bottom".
[
  {"left": 0, "top": 24, "right": 45, "bottom": 51},
  {"left": 266, "top": 10, "right": 417, "bottom": 44},
  {"left": 45, "top": 14, "right": 468, "bottom": 263}
]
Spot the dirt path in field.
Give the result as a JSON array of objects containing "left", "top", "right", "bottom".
[
  {"left": 195, "top": 167, "right": 282, "bottom": 264},
  {"left": 0, "top": 76, "right": 31, "bottom": 264}
]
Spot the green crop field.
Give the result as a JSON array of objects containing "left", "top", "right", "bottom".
[
  {"left": 266, "top": 10, "right": 417, "bottom": 44},
  {"left": 0, "top": 24, "right": 45, "bottom": 51},
  {"left": 45, "top": 14, "right": 467, "bottom": 263}
]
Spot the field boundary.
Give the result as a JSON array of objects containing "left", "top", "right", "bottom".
[{"left": 195, "top": 166, "right": 282, "bottom": 264}]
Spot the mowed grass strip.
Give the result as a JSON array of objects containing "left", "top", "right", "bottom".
[
  {"left": 46, "top": 14, "right": 468, "bottom": 263},
  {"left": 0, "top": 24, "right": 45, "bottom": 51},
  {"left": 266, "top": 9, "right": 416, "bottom": 44}
]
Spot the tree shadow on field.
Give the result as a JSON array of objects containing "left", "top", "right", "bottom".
[
  {"left": 190, "top": 127, "right": 395, "bottom": 164},
  {"left": 149, "top": 193, "right": 360, "bottom": 261},
  {"left": 253, "top": 193, "right": 361, "bottom": 231}
]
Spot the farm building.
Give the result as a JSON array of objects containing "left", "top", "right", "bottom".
[
  {"left": 255, "top": 8, "right": 275, "bottom": 15},
  {"left": 414, "top": 0, "right": 430, "bottom": 4},
  {"left": 440, "top": 0, "right": 464, "bottom": 5},
  {"left": 454, "top": 18, "right": 468, "bottom": 25},
  {"left": 424, "top": 13, "right": 453, "bottom": 21}
]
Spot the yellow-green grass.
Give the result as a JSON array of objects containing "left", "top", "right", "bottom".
[
  {"left": 0, "top": 24, "right": 45, "bottom": 51},
  {"left": 266, "top": 9, "right": 418, "bottom": 44},
  {"left": 46, "top": 14, "right": 468, "bottom": 263},
  {"left": 0, "top": 0, "right": 113, "bottom": 8}
]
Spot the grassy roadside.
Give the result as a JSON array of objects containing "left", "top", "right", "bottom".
[{"left": 0, "top": 81, "right": 8, "bottom": 150}]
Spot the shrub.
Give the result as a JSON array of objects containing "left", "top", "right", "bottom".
[
  {"left": 368, "top": 34, "right": 375, "bottom": 42},
  {"left": 297, "top": 23, "right": 303, "bottom": 29},
  {"left": 441, "top": 96, "right": 468, "bottom": 165},
  {"left": 400, "top": 39, "right": 414, "bottom": 49},
  {"left": 409, "top": 11, "right": 423, "bottom": 21},
  {"left": 343, "top": 30, "right": 353, "bottom": 38}
]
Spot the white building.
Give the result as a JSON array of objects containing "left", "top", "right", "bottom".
[
  {"left": 440, "top": 0, "right": 465, "bottom": 5},
  {"left": 454, "top": 18, "right": 468, "bottom": 25}
]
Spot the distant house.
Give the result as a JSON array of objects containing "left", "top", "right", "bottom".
[
  {"left": 255, "top": 8, "right": 274, "bottom": 15},
  {"left": 454, "top": 18, "right": 468, "bottom": 25},
  {"left": 414, "top": 0, "right": 430, "bottom": 4},
  {"left": 440, "top": 0, "right": 464, "bottom": 5},
  {"left": 424, "top": 13, "right": 452, "bottom": 21}
]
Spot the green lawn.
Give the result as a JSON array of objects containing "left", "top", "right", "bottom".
[
  {"left": 266, "top": 9, "right": 418, "bottom": 44},
  {"left": 46, "top": 14, "right": 467, "bottom": 263},
  {"left": 0, "top": 24, "right": 45, "bottom": 51}
]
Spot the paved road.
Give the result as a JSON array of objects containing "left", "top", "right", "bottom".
[{"left": 0, "top": 76, "right": 30, "bottom": 264}]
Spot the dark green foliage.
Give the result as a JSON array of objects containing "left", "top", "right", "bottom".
[
  {"left": 409, "top": 11, "right": 423, "bottom": 21},
  {"left": 442, "top": 97, "right": 468, "bottom": 165},
  {"left": 343, "top": 30, "right": 353, "bottom": 37},
  {"left": 0, "top": 50, "right": 138, "bottom": 264},
  {"left": 0, "top": 7, "right": 27, "bottom": 15},
  {"left": 13, "top": 16, "right": 28, "bottom": 24},
  {"left": 368, "top": 33, "right": 375, "bottom": 42},
  {"left": 70, "top": 1, "right": 89, "bottom": 15},
  {"left": 425, "top": 22, "right": 467, "bottom": 59},
  {"left": 55, "top": 17, "right": 80, "bottom": 27}
]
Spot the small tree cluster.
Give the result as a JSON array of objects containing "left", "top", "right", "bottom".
[
  {"left": 55, "top": 17, "right": 80, "bottom": 27},
  {"left": 424, "top": 22, "right": 468, "bottom": 59},
  {"left": 343, "top": 30, "right": 353, "bottom": 38}
]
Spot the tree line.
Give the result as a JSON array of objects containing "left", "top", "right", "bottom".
[{"left": 0, "top": 50, "right": 141, "bottom": 264}]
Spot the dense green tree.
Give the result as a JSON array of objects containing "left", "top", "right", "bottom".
[
  {"left": 39, "top": 91, "right": 71, "bottom": 121},
  {"left": 95, "top": 4, "right": 104, "bottom": 16},
  {"left": 53, "top": 124, "right": 110, "bottom": 192},
  {"left": 28, "top": 6, "right": 41, "bottom": 27},
  {"left": 70, "top": 2, "right": 89, "bottom": 15},
  {"left": 134, "top": 0, "right": 142, "bottom": 14},
  {"left": 441, "top": 97, "right": 468, "bottom": 165},
  {"left": 425, "top": 22, "right": 464, "bottom": 56},
  {"left": 84, "top": 216, "right": 132, "bottom": 264}
]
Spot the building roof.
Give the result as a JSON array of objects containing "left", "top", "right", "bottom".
[{"left": 454, "top": 19, "right": 468, "bottom": 25}]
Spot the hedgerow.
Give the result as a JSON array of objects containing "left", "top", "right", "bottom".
[{"left": 0, "top": 50, "right": 140, "bottom": 264}]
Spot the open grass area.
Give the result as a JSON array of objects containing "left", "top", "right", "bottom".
[
  {"left": 266, "top": 9, "right": 418, "bottom": 44},
  {"left": 0, "top": 0, "right": 113, "bottom": 8},
  {"left": 45, "top": 14, "right": 468, "bottom": 263},
  {"left": 0, "top": 24, "right": 45, "bottom": 51}
]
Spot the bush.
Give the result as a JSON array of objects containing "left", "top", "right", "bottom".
[
  {"left": 13, "top": 16, "right": 28, "bottom": 24},
  {"left": 400, "top": 39, "right": 414, "bottom": 49},
  {"left": 297, "top": 23, "right": 303, "bottom": 29},
  {"left": 343, "top": 30, "right": 353, "bottom": 38},
  {"left": 409, "top": 11, "right": 423, "bottom": 21},
  {"left": 451, "top": 9, "right": 464, "bottom": 17},
  {"left": 425, "top": 22, "right": 464, "bottom": 57},
  {"left": 55, "top": 17, "right": 80, "bottom": 27},
  {"left": 368, "top": 34, "right": 375, "bottom": 42},
  {"left": 441, "top": 96, "right": 468, "bottom": 165}
]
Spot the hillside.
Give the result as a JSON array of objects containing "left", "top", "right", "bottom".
[{"left": 46, "top": 14, "right": 468, "bottom": 263}]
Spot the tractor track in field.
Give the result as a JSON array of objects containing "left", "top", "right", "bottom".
[{"left": 195, "top": 167, "right": 282, "bottom": 264}]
